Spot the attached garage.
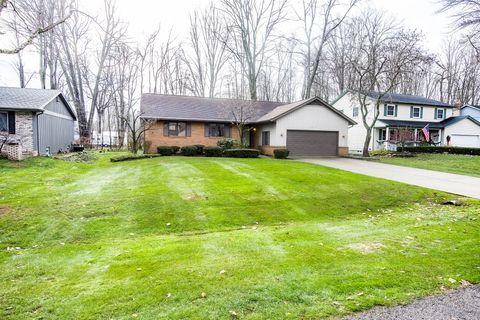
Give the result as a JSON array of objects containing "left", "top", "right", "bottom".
[
  {"left": 450, "top": 134, "right": 480, "bottom": 148},
  {"left": 287, "top": 130, "right": 338, "bottom": 156},
  {"left": 254, "top": 97, "right": 356, "bottom": 157},
  {"left": 444, "top": 116, "right": 480, "bottom": 148}
]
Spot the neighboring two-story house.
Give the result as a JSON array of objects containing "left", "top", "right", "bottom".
[
  {"left": 461, "top": 105, "right": 480, "bottom": 121},
  {"left": 331, "top": 90, "right": 480, "bottom": 152}
]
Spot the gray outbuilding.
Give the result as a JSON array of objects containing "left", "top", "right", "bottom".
[{"left": 0, "top": 87, "right": 77, "bottom": 160}]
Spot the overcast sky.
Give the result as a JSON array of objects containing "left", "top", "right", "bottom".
[{"left": 0, "top": 0, "right": 454, "bottom": 87}]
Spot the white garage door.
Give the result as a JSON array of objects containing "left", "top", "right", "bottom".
[{"left": 451, "top": 134, "right": 480, "bottom": 148}]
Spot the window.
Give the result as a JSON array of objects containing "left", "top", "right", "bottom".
[
  {"left": 261, "top": 131, "right": 270, "bottom": 146},
  {"left": 379, "top": 128, "right": 387, "bottom": 141},
  {"left": 412, "top": 107, "right": 421, "bottom": 118},
  {"left": 436, "top": 109, "right": 444, "bottom": 119},
  {"left": 0, "top": 112, "right": 7, "bottom": 132},
  {"left": 168, "top": 122, "right": 187, "bottom": 136},
  {"left": 352, "top": 107, "right": 359, "bottom": 117},
  {"left": 386, "top": 105, "right": 396, "bottom": 116},
  {"left": 208, "top": 123, "right": 227, "bottom": 137}
]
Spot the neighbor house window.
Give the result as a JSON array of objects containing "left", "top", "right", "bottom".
[
  {"left": 261, "top": 131, "right": 270, "bottom": 146},
  {"left": 0, "top": 112, "right": 7, "bottom": 132},
  {"left": 352, "top": 107, "right": 359, "bottom": 117},
  {"left": 386, "top": 105, "right": 396, "bottom": 116},
  {"left": 379, "top": 128, "right": 387, "bottom": 141},
  {"left": 208, "top": 123, "right": 228, "bottom": 137},
  {"left": 168, "top": 122, "right": 187, "bottom": 136},
  {"left": 436, "top": 109, "right": 444, "bottom": 119},
  {"left": 412, "top": 107, "right": 421, "bottom": 118}
]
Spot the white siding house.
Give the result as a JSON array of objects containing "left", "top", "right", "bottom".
[{"left": 331, "top": 90, "right": 480, "bottom": 152}]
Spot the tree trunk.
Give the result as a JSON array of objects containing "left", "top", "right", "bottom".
[{"left": 362, "top": 128, "right": 372, "bottom": 157}]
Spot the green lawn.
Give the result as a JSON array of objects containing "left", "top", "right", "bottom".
[
  {"left": 0, "top": 154, "right": 479, "bottom": 319},
  {"left": 377, "top": 153, "right": 480, "bottom": 177}
]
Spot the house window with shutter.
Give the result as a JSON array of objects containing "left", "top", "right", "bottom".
[
  {"left": 167, "top": 122, "right": 187, "bottom": 136},
  {"left": 261, "top": 131, "right": 270, "bottom": 146},
  {"left": 208, "top": 123, "right": 229, "bottom": 137},
  {"left": 436, "top": 109, "right": 444, "bottom": 119},
  {"left": 412, "top": 107, "right": 421, "bottom": 118},
  {"left": 386, "top": 104, "right": 396, "bottom": 116},
  {"left": 0, "top": 112, "right": 7, "bottom": 132}
]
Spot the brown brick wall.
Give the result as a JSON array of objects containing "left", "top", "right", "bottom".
[
  {"left": 145, "top": 121, "right": 240, "bottom": 154},
  {"left": 258, "top": 145, "right": 284, "bottom": 156},
  {"left": 338, "top": 147, "right": 349, "bottom": 156}
]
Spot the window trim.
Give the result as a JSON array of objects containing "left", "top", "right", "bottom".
[
  {"left": 436, "top": 108, "right": 444, "bottom": 119},
  {"left": 167, "top": 121, "right": 187, "bottom": 137},
  {"left": 352, "top": 107, "right": 359, "bottom": 118},
  {"left": 412, "top": 106, "right": 421, "bottom": 118},
  {"left": 208, "top": 123, "right": 228, "bottom": 137},
  {"left": 261, "top": 131, "right": 270, "bottom": 146},
  {"left": 0, "top": 112, "right": 8, "bottom": 132},
  {"left": 386, "top": 104, "right": 396, "bottom": 117}
]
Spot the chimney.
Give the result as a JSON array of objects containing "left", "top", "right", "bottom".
[{"left": 453, "top": 99, "right": 462, "bottom": 116}]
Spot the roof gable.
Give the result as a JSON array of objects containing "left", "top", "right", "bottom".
[
  {"left": 255, "top": 96, "right": 356, "bottom": 125},
  {"left": 0, "top": 87, "right": 76, "bottom": 120},
  {"left": 442, "top": 115, "right": 480, "bottom": 127}
]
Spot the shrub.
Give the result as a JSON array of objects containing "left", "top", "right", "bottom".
[
  {"left": 369, "top": 149, "right": 391, "bottom": 157},
  {"left": 181, "top": 145, "right": 198, "bottom": 156},
  {"left": 273, "top": 148, "right": 289, "bottom": 159},
  {"left": 110, "top": 154, "right": 161, "bottom": 162},
  {"left": 223, "top": 148, "right": 260, "bottom": 158},
  {"left": 172, "top": 146, "right": 180, "bottom": 154},
  {"left": 157, "top": 146, "right": 175, "bottom": 156},
  {"left": 204, "top": 146, "right": 223, "bottom": 157},
  {"left": 193, "top": 144, "right": 205, "bottom": 155},
  {"left": 217, "top": 138, "right": 239, "bottom": 150},
  {"left": 400, "top": 146, "right": 480, "bottom": 155}
]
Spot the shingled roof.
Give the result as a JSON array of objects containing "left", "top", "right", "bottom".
[
  {"left": 140, "top": 94, "right": 285, "bottom": 122},
  {"left": 330, "top": 90, "right": 452, "bottom": 108},
  {"left": 140, "top": 94, "right": 356, "bottom": 125},
  {"left": 0, "top": 86, "right": 76, "bottom": 119},
  {"left": 366, "top": 91, "right": 452, "bottom": 107}
]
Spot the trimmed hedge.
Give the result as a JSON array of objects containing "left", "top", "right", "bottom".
[
  {"left": 181, "top": 145, "right": 198, "bottom": 156},
  {"left": 223, "top": 148, "right": 260, "bottom": 158},
  {"left": 157, "top": 146, "right": 175, "bottom": 156},
  {"left": 172, "top": 146, "right": 180, "bottom": 154},
  {"left": 273, "top": 148, "right": 289, "bottom": 159},
  {"left": 204, "top": 146, "right": 223, "bottom": 157},
  {"left": 111, "top": 154, "right": 161, "bottom": 162},
  {"left": 400, "top": 146, "right": 480, "bottom": 155},
  {"left": 193, "top": 144, "right": 205, "bottom": 155},
  {"left": 217, "top": 138, "right": 239, "bottom": 150}
]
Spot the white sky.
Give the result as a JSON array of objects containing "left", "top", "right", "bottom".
[{"left": 0, "top": 0, "right": 454, "bottom": 87}]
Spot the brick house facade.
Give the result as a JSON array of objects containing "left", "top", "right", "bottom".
[
  {"left": 141, "top": 94, "right": 355, "bottom": 157},
  {"left": 145, "top": 121, "right": 240, "bottom": 153}
]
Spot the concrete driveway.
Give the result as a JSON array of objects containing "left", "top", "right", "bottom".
[{"left": 298, "top": 157, "right": 480, "bottom": 199}]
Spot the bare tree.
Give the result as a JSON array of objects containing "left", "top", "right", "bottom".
[
  {"left": 185, "top": 4, "right": 229, "bottom": 97},
  {"left": 223, "top": 99, "right": 257, "bottom": 146},
  {"left": 349, "top": 12, "right": 428, "bottom": 156},
  {"left": 219, "top": 0, "right": 288, "bottom": 101},
  {"left": 0, "top": 0, "right": 72, "bottom": 54},
  {"left": 121, "top": 109, "right": 154, "bottom": 154},
  {"left": 440, "top": 0, "right": 480, "bottom": 55},
  {"left": 297, "top": 0, "right": 359, "bottom": 99}
]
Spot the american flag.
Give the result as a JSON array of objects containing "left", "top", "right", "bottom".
[{"left": 421, "top": 124, "right": 430, "bottom": 142}]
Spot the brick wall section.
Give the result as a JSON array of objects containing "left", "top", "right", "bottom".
[
  {"left": 15, "top": 112, "right": 34, "bottom": 156},
  {"left": 337, "top": 147, "right": 349, "bottom": 156},
  {"left": 145, "top": 121, "right": 240, "bottom": 154},
  {"left": 258, "top": 145, "right": 283, "bottom": 156}
]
